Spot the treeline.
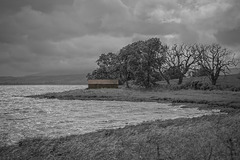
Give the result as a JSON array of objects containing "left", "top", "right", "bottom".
[{"left": 87, "top": 38, "right": 238, "bottom": 88}]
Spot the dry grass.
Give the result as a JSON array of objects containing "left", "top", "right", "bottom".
[{"left": 1, "top": 112, "right": 240, "bottom": 160}]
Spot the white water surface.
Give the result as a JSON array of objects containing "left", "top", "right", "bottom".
[{"left": 0, "top": 85, "right": 220, "bottom": 146}]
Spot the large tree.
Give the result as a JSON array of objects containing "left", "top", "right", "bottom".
[
  {"left": 154, "top": 46, "right": 170, "bottom": 85},
  {"left": 118, "top": 41, "right": 144, "bottom": 88},
  {"left": 133, "top": 38, "right": 159, "bottom": 88},
  {"left": 195, "top": 44, "right": 238, "bottom": 85},
  {"left": 141, "top": 38, "right": 168, "bottom": 86},
  {"left": 119, "top": 38, "right": 168, "bottom": 88}
]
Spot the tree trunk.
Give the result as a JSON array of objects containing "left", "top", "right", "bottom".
[
  {"left": 165, "top": 78, "right": 170, "bottom": 85},
  {"left": 211, "top": 74, "right": 219, "bottom": 85},
  {"left": 159, "top": 69, "right": 170, "bottom": 85},
  {"left": 126, "top": 80, "right": 130, "bottom": 88},
  {"left": 178, "top": 75, "right": 183, "bottom": 85},
  {"left": 211, "top": 78, "right": 217, "bottom": 85},
  {"left": 147, "top": 72, "right": 151, "bottom": 88}
]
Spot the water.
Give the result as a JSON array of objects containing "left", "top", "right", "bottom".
[{"left": 0, "top": 85, "right": 220, "bottom": 146}]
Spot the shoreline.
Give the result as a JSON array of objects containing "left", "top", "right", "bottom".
[{"left": 27, "top": 88, "right": 240, "bottom": 112}]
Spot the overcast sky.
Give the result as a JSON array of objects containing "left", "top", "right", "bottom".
[{"left": 0, "top": 0, "right": 240, "bottom": 76}]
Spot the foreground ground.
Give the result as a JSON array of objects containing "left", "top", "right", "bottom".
[
  {"left": 1, "top": 111, "right": 240, "bottom": 160},
  {"left": 1, "top": 79, "right": 240, "bottom": 159}
]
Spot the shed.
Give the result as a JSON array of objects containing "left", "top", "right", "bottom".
[{"left": 88, "top": 79, "right": 118, "bottom": 89}]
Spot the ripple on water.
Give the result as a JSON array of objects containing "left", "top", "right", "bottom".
[{"left": 0, "top": 85, "right": 221, "bottom": 146}]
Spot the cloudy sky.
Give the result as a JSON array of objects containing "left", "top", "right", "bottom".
[{"left": 0, "top": 0, "right": 240, "bottom": 76}]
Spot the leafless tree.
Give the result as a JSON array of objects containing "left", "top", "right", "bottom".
[
  {"left": 166, "top": 44, "right": 200, "bottom": 84},
  {"left": 195, "top": 44, "right": 238, "bottom": 85}
]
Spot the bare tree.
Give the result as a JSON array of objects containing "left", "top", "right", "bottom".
[
  {"left": 166, "top": 44, "right": 200, "bottom": 84},
  {"left": 195, "top": 44, "right": 238, "bottom": 85}
]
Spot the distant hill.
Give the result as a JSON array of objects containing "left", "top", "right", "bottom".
[
  {"left": 228, "top": 67, "right": 240, "bottom": 75},
  {"left": 0, "top": 74, "right": 87, "bottom": 85},
  {"left": 1, "top": 68, "right": 239, "bottom": 85}
]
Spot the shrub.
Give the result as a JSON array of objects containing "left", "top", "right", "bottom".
[{"left": 231, "top": 86, "right": 240, "bottom": 92}]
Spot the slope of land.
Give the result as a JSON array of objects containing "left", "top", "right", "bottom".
[{"left": 0, "top": 74, "right": 87, "bottom": 85}]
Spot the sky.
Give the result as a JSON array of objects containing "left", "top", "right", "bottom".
[{"left": 0, "top": 0, "right": 240, "bottom": 76}]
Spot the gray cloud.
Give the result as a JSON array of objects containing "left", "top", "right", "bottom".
[
  {"left": 0, "top": 0, "right": 74, "bottom": 14},
  {"left": 215, "top": 27, "right": 240, "bottom": 46},
  {"left": 213, "top": 0, "right": 240, "bottom": 46},
  {"left": 0, "top": 0, "right": 240, "bottom": 76}
]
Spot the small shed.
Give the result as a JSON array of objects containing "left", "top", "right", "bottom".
[{"left": 88, "top": 79, "right": 118, "bottom": 89}]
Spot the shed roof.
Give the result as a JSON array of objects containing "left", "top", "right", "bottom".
[{"left": 88, "top": 79, "right": 118, "bottom": 84}]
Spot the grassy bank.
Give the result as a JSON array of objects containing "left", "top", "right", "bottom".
[
  {"left": 28, "top": 88, "right": 240, "bottom": 112},
  {"left": 1, "top": 112, "right": 240, "bottom": 160}
]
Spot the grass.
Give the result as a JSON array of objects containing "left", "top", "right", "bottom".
[{"left": 1, "top": 112, "right": 240, "bottom": 160}]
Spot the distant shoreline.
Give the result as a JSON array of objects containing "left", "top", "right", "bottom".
[
  {"left": 0, "top": 84, "right": 87, "bottom": 85},
  {"left": 0, "top": 74, "right": 88, "bottom": 85}
]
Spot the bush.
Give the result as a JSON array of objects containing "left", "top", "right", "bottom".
[
  {"left": 178, "top": 80, "right": 211, "bottom": 90},
  {"left": 231, "top": 86, "right": 240, "bottom": 92},
  {"left": 152, "top": 79, "right": 240, "bottom": 92},
  {"left": 177, "top": 80, "right": 240, "bottom": 91}
]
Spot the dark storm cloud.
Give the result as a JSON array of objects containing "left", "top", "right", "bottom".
[
  {"left": 213, "top": 0, "right": 240, "bottom": 46},
  {"left": 0, "top": 0, "right": 74, "bottom": 14},
  {"left": 0, "top": 0, "right": 240, "bottom": 76},
  {"left": 0, "top": 6, "right": 83, "bottom": 44},
  {"left": 215, "top": 27, "right": 240, "bottom": 46},
  {"left": 135, "top": 21, "right": 187, "bottom": 36}
]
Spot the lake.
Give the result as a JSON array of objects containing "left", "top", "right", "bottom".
[{"left": 0, "top": 85, "right": 220, "bottom": 146}]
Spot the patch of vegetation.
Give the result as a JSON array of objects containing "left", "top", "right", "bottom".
[
  {"left": 169, "top": 80, "right": 240, "bottom": 91},
  {"left": 87, "top": 38, "right": 238, "bottom": 88},
  {"left": 28, "top": 83, "right": 240, "bottom": 112},
  {"left": 1, "top": 113, "right": 240, "bottom": 160},
  {"left": 153, "top": 74, "right": 240, "bottom": 92}
]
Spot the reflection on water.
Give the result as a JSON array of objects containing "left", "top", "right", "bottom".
[{"left": 0, "top": 85, "right": 220, "bottom": 146}]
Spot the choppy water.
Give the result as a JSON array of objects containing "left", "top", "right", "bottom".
[{"left": 0, "top": 85, "right": 220, "bottom": 146}]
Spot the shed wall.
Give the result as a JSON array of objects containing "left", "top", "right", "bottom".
[{"left": 88, "top": 79, "right": 118, "bottom": 89}]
